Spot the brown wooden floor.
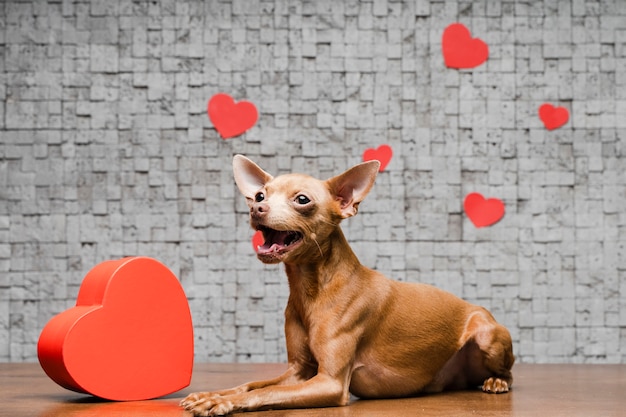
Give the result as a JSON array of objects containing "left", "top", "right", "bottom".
[{"left": 1, "top": 362, "right": 625, "bottom": 417}]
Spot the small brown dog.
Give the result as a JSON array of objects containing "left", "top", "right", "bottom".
[{"left": 181, "top": 155, "right": 514, "bottom": 416}]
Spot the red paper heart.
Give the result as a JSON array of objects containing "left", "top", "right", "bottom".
[
  {"left": 464, "top": 193, "right": 505, "bottom": 228},
  {"left": 37, "top": 257, "right": 194, "bottom": 401},
  {"left": 363, "top": 145, "right": 393, "bottom": 172},
  {"left": 538, "top": 103, "right": 569, "bottom": 130},
  {"left": 208, "top": 93, "right": 258, "bottom": 139},
  {"left": 442, "top": 23, "right": 489, "bottom": 69},
  {"left": 252, "top": 230, "right": 264, "bottom": 252}
]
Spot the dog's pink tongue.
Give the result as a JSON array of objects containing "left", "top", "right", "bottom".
[{"left": 257, "top": 243, "right": 281, "bottom": 254}]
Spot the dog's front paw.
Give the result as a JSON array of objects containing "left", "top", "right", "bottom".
[
  {"left": 180, "top": 392, "right": 234, "bottom": 416},
  {"left": 481, "top": 377, "right": 509, "bottom": 394}
]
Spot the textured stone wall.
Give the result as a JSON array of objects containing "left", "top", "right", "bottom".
[{"left": 1, "top": 0, "right": 626, "bottom": 363}]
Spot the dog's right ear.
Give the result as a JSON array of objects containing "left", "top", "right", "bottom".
[
  {"left": 327, "top": 160, "right": 380, "bottom": 219},
  {"left": 233, "top": 155, "right": 274, "bottom": 201}
]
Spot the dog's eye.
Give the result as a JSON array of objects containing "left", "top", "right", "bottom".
[
  {"left": 255, "top": 192, "right": 265, "bottom": 202},
  {"left": 295, "top": 195, "right": 311, "bottom": 205}
]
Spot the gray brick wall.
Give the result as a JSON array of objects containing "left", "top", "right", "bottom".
[{"left": 1, "top": 0, "right": 625, "bottom": 364}]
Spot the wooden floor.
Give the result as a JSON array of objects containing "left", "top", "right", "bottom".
[{"left": 1, "top": 362, "right": 625, "bottom": 417}]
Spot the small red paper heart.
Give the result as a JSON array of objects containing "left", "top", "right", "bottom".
[
  {"left": 252, "top": 230, "right": 264, "bottom": 252},
  {"left": 464, "top": 193, "right": 505, "bottom": 228},
  {"left": 538, "top": 103, "right": 569, "bottom": 130},
  {"left": 37, "top": 257, "right": 194, "bottom": 401},
  {"left": 208, "top": 93, "right": 258, "bottom": 139},
  {"left": 363, "top": 145, "right": 393, "bottom": 172},
  {"left": 442, "top": 23, "right": 489, "bottom": 69}
]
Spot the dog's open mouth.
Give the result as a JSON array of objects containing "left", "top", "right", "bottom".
[{"left": 255, "top": 225, "right": 303, "bottom": 256}]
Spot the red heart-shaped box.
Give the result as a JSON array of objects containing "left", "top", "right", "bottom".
[
  {"left": 363, "top": 144, "right": 393, "bottom": 172},
  {"left": 464, "top": 193, "right": 505, "bottom": 228},
  {"left": 208, "top": 93, "right": 259, "bottom": 139},
  {"left": 37, "top": 257, "right": 194, "bottom": 401}
]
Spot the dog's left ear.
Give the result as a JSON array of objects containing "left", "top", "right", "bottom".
[
  {"left": 233, "top": 155, "right": 274, "bottom": 201},
  {"left": 327, "top": 160, "right": 380, "bottom": 218}
]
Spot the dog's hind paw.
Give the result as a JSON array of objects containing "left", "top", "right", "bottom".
[{"left": 482, "top": 377, "right": 510, "bottom": 394}]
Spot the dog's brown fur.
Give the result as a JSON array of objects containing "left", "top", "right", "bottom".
[{"left": 181, "top": 155, "right": 514, "bottom": 416}]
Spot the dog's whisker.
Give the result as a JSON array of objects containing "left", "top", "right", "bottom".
[{"left": 310, "top": 233, "right": 324, "bottom": 258}]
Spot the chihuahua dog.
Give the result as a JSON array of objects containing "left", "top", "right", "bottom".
[{"left": 181, "top": 155, "right": 514, "bottom": 416}]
